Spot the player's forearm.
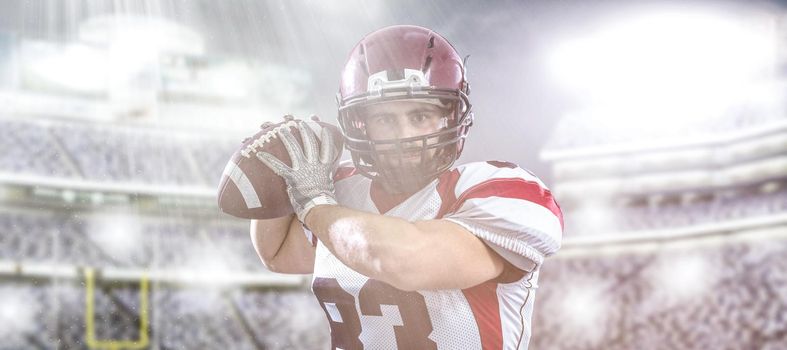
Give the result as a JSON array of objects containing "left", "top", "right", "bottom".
[
  {"left": 304, "top": 205, "right": 421, "bottom": 285},
  {"left": 249, "top": 215, "right": 294, "bottom": 268}
]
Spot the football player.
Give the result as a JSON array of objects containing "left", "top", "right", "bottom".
[{"left": 250, "top": 25, "right": 563, "bottom": 349}]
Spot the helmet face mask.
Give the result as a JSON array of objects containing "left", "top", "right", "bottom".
[{"left": 337, "top": 25, "right": 473, "bottom": 194}]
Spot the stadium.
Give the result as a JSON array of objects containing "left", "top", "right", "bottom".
[{"left": 0, "top": 1, "right": 785, "bottom": 349}]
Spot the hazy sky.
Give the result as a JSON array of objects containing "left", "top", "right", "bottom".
[{"left": 0, "top": 0, "right": 782, "bottom": 184}]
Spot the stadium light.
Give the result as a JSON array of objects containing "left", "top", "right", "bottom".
[
  {"left": 108, "top": 31, "right": 160, "bottom": 78},
  {"left": 61, "top": 189, "right": 76, "bottom": 203},
  {"left": 576, "top": 202, "right": 615, "bottom": 234},
  {"left": 560, "top": 283, "right": 607, "bottom": 341},
  {"left": 29, "top": 43, "right": 109, "bottom": 92},
  {"left": 0, "top": 288, "right": 37, "bottom": 338},
  {"left": 653, "top": 253, "right": 713, "bottom": 300},
  {"left": 184, "top": 248, "right": 237, "bottom": 286},
  {"left": 91, "top": 192, "right": 104, "bottom": 205},
  {"left": 548, "top": 9, "right": 775, "bottom": 124},
  {"left": 87, "top": 213, "right": 141, "bottom": 260},
  {"left": 79, "top": 16, "right": 204, "bottom": 56},
  {"left": 204, "top": 62, "right": 252, "bottom": 99}
]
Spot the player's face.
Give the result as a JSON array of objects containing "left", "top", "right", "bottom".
[{"left": 360, "top": 100, "right": 448, "bottom": 166}]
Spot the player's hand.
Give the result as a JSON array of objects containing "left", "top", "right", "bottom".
[{"left": 256, "top": 119, "right": 340, "bottom": 223}]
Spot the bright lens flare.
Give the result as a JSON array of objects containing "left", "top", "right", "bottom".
[
  {"left": 560, "top": 281, "right": 607, "bottom": 342},
  {"left": 88, "top": 214, "right": 141, "bottom": 260},
  {"left": 30, "top": 44, "right": 109, "bottom": 92},
  {"left": 0, "top": 287, "right": 38, "bottom": 338},
  {"left": 576, "top": 203, "right": 615, "bottom": 234},
  {"left": 549, "top": 11, "right": 775, "bottom": 121},
  {"left": 653, "top": 254, "right": 713, "bottom": 300}
]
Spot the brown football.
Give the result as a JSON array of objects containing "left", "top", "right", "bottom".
[{"left": 217, "top": 117, "right": 344, "bottom": 219}]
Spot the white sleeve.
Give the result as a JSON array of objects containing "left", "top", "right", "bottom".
[{"left": 442, "top": 163, "right": 563, "bottom": 271}]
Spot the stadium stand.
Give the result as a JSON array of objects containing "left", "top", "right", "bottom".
[
  {"left": 0, "top": 118, "right": 237, "bottom": 187},
  {"left": 191, "top": 139, "right": 241, "bottom": 188},
  {"left": 0, "top": 210, "right": 261, "bottom": 271},
  {"left": 0, "top": 119, "right": 78, "bottom": 178},
  {"left": 531, "top": 236, "right": 787, "bottom": 349},
  {"left": 563, "top": 183, "right": 787, "bottom": 237},
  {"left": 5, "top": 180, "right": 785, "bottom": 272},
  {"left": 532, "top": 75, "right": 787, "bottom": 348},
  {"left": 544, "top": 106, "right": 785, "bottom": 152},
  {"left": 0, "top": 281, "right": 331, "bottom": 350},
  {"left": 232, "top": 289, "right": 330, "bottom": 349},
  {"left": 0, "top": 104, "right": 783, "bottom": 349},
  {"left": 50, "top": 123, "right": 205, "bottom": 185},
  {"left": 4, "top": 228, "right": 783, "bottom": 349}
]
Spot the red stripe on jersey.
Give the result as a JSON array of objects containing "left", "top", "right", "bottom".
[
  {"left": 333, "top": 166, "right": 357, "bottom": 182},
  {"left": 435, "top": 169, "right": 461, "bottom": 218},
  {"left": 486, "top": 160, "right": 517, "bottom": 169},
  {"left": 462, "top": 281, "right": 503, "bottom": 350},
  {"left": 448, "top": 178, "right": 564, "bottom": 229}
]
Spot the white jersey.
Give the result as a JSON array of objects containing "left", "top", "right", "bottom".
[{"left": 309, "top": 161, "right": 563, "bottom": 350}]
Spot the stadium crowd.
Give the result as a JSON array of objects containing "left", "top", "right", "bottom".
[
  {"left": 0, "top": 211, "right": 261, "bottom": 271},
  {"left": 544, "top": 105, "right": 784, "bottom": 151},
  {"left": 0, "top": 116, "right": 784, "bottom": 349},
  {"left": 0, "top": 119, "right": 236, "bottom": 187},
  {"left": 566, "top": 184, "right": 787, "bottom": 236},
  {"left": 0, "top": 282, "right": 329, "bottom": 349},
  {"left": 2, "top": 227, "right": 784, "bottom": 349},
  {"left": 532, "top": 236, "right": 787, "bottom": 349}
]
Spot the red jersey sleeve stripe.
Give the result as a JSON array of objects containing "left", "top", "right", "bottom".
[
  {"left": 448, "top": 178, "right": 564, "bottom": 230},
  {"left": 436, "top": 169, "right": 461, "bottom": 218},
  {"left": 462, "top": 280, "right": 503, "bottom": 350},
  {"left": 333, "top": 166, "right": 357, "bottom": 182}
]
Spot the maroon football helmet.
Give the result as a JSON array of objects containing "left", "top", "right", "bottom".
[{"left": 337, "top": 25, "right": 473, "bottom": 193}]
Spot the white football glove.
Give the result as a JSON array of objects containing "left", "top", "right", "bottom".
[{"left": 256, "top": 120, "right": 340, "bottom": 223}]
